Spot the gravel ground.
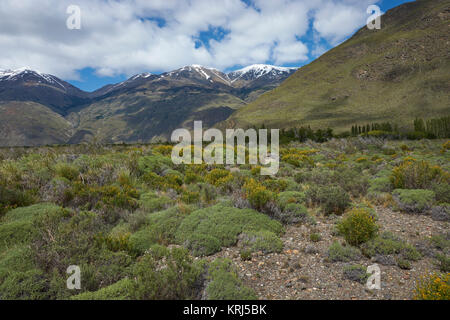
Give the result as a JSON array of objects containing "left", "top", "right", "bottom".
[{"left": 206, "top": 206, "right": 449, "bottom": 300}]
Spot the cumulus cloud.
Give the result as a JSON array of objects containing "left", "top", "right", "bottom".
[{"left": 0, "top": 0, "right": 380, "bottom": 79}]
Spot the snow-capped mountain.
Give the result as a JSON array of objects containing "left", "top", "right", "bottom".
[
  {"left": 228, "top": 64, "right": 298, "bottom": 82},
  {"left": 160, "top": 65, "right": 232, "bottom": 86},
  {"left": 0, "top": 64, "right": 297, "bottom": 146},
  {"left": 0, "top": 68, "right": 67, "bottom": 90},
  {"left": 0, "top": 67, "right": 89, "bottom": 114}
]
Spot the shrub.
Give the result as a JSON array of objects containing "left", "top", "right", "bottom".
[
  {"left": 138, "top": 155, "right": 172, "bottom": 175},
  {"left": 152, "top": 145, "right": 173, "bottom": 156},
  {"left": 0, "top": 269, "right": 49, "bottom": 300},
  {"left": 0, "top": 186, "right": 35, "bottom": 216},
  {"left": 139, "top": 193, "right": 174, "bottom": 212},
  {"left": 240, "top": 249, "right": 252, "bottom": 261},
  {"left": 361, "top": 232, "right": 421, "bottom": 261},
  {"left": 262, "top": 178, "right": 288, "bottom": 193},
  {"left": 306, "top": 185, "right": 351, "bottom": 216},
  {"left": 132, "top": 245, "right": 204, "bottom": 300},
  {"left": 343, "top": 265, "right": 369, "bottom": 284},
  {"left": 310, "top": 233, "right": 322, "bottom": 242},
  {"left": 368, "top": 176, "right": 392, "bottom": 194},
  {"left": 414, "top": 273, "right": 450, "bottom": 300},
  {"left": 435, "top": 254, "right": 450, "bottom": 273},
  {"left": 431, "top": 205, "right": 450, "bottom": 222},
  {"left": 277, "top": 203, "right": 309, "bottom": 224},
  {"left": 54, "top": 163, "right": 79, "bottom": 181},
  {"left": 396, "top": 257, "right": 412, "bottom": 270},
  {"left": 71, "top": 278, "right": 135, "bottom": 300},
  {"left": 390, "top": 160, "right": 448, "bottom": 189},
  {"left": 337, "top": 208, "right": 379, "bottom": 246},
  {"left": 128, "top": 228, "right": 158, "bottom": 255},
  {"left": 175, "top": 203, "right": 283, "bottom": 256},
  {"left": 181, "top": 190, "right": 200, "bottom": 204},
  {"left": 281, "top": 153, "right": 314, "bottom": 168},
  {"left": 327, "top": 241, "right": 361, "bottom": 262},
  {"left": 0, "top": 204, "right": 65, "bottom": 250},
  {"left": 276, "top": 191, "right": 306, "bottom": 210},
  {"left": 238, "top": 230, "right": 283, "bottom": 254},
  {"left": 431, "top": 182, "right": 450, "bottom": 204},
  {"left": 206, "top": 259, "right": 257, "bottom": 300},
  {"left": 205, "top": 169, "right": 233, "bottom": 189},
  {"left": 243, "top": 179, "right": 274, "bottom": 211},
  {"left": 392, "top": 189, "right": 435, "bottom": 214}
]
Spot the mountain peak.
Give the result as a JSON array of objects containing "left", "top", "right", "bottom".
[
  {"left": 0, "top": 67, "right": 67, "bottom": 90},
  {"left": 228, "top": 64, "right": 298, "bottom": 82}
]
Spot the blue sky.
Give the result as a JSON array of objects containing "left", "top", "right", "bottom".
[{"left": 0, "top": 0, "right": 414, "bottom": 92}]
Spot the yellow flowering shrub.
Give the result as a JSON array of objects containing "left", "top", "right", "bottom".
[
  {"left": 337, "top": 207, "right": 379, "bottom": 246},
  {"left": 391, "top": 160, "right": 449, "bottom": 189},
  {"left": 243, "top": 178, "right": 274, "bottom": 211},
  {"left": 415, "top": 273, "right": 450, "bottom": 300}
]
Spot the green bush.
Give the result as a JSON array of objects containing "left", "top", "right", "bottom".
[
  {"left": 337, "top": 208, "right": 379, "bottom": 246},
  {"left": 238, "top": 230, "right": 283, "bottom": 254},
  {"left": 310, "top": 233, "right": 322, "bottom": 242},
  {"left": 361, "top": 232, "right": 421, "bottom": 261},
  {"left": 138, "top": 155, "right": 172, "bottom": 175},
  {"left": 0, "top": 269, "right": 49, "bottom": 300},
  {"left": 327, "top": 241, "right": 361, "bottom": 262},
  {"left": 306, "top": 185, "right": 351, "bottom": 215},
  {"left": 393, "top": 189, "right": 435, "bottom": 213},
  {"left": 54, "top": 163, "right": 80, "bottom": 181},
  {"left": 343, "top": 265, "right": 369, "bottom": 284},
  {"left": 129, "top": 228, "right": 158, "bottom": 255},
  {"left": 0, "top": 204, "right": 65, "bottom": 250},
  {"left": 139, "top": 193, "right": 174, "bottom": 212},
  {"left": 431, "top": 182, "right": 450, "bottom": 204},
  {"left": 240, "top": 249, "right": 252, "bottom": 261},
  {"left": 71, "top": 278, "right": 135, "bottom": 300},
  {"left": 175, "top": 203, "right": 283, "bottom": 256},
  {"left": 206, "top": 259, "right": 257, "bottom": 300},
  {"left": 368, "top": 176, "right": 392, "bottom": 194},
  {"left": 435, "top": 254, "right": 450, "bottom": 273},
  {"left": 276, "top": 191, "right": 306, "bottom": 210},
  {"left": 279, "top": 203, "right": 309, "bottom": 224},
  {"left": 132, "top": 245, "right": 203, "bottom": 300},
  {"left": 0, "top": 186, "right": 35, "bottom": 216}
]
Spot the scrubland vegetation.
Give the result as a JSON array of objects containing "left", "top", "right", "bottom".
[{"left": 0, "top": 137, "right": 448, "bottom": 300}]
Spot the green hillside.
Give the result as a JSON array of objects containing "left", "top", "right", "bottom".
[
  {"left": 224, "top": 0, "right": 450, "bottom": 132},
  {"left": 0, "top": 101, "right": 73, "bottom": 146}
]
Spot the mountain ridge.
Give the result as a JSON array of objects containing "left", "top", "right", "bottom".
[{"left": 0, "top": 64, "right": 296, "bottom": 146}]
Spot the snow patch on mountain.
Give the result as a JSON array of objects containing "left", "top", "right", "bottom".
[
  {"left": 228, "top": 64, "right": 297, "bottom": 82},
  {"left": 0, "top": 67, "right": 66, "bottom": 90}
]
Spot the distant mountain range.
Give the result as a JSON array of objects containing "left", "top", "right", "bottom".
[
  {"left": 1, "top": 0, "right": 448, "bottom": 147},
  {"left": 0, "top": 65, "right": 296, "bottom": 146},
  {"left": 223, "top": 0, "right": 450, "bottom": 132}
]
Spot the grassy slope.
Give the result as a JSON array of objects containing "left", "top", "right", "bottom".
[
  {"left": 0, "top": 101, "right": 72, "bottom": 146},
  {"left": 224, "top": 0, "right": 450, "bottom": 132}
]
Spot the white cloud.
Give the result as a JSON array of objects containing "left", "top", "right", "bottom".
[{"left": 0, "top": 0, "right": 381, "bottom": 79}]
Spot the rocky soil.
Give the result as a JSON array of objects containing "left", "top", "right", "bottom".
[{"left": 205, "top": 206, "right": 448, "bottom": 300}]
